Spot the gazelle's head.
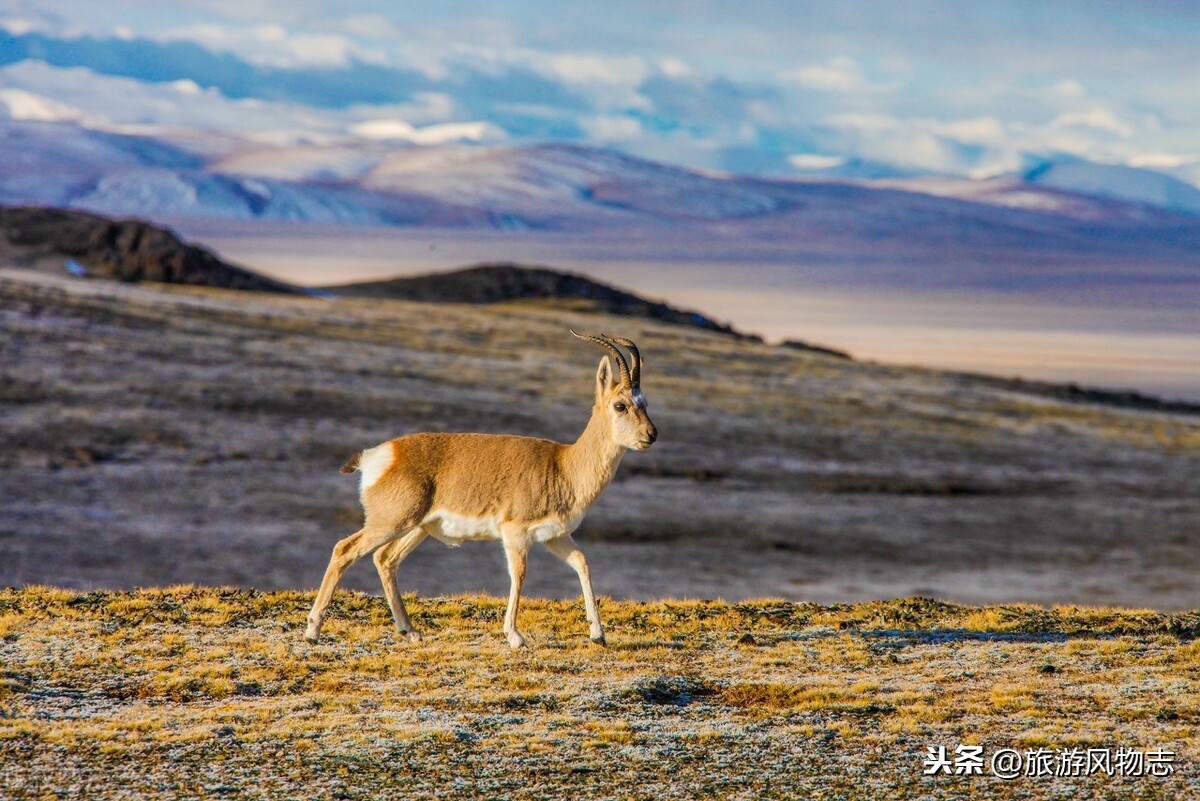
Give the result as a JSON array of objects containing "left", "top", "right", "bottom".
[{"left": 573, "top": 331, "right": 658, "bottom": 451}]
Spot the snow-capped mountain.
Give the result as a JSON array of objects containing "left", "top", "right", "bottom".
[
  {"left": 1022, "top": 159, "right": 1200, "bottom": 216},
  {"left": 3, "top": 117, "right": 1192, "bottom": 232}
]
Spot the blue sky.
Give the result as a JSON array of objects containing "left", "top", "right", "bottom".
[{"left": 2, "top": 1, "right": 1199, "bottom": 181}]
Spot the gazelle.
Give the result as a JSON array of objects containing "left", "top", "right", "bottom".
[{"left": 305, "top": 331, "right": 657, "bottom": 649}]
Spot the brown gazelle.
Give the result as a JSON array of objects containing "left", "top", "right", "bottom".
[{"left": 305, "top": 331, "right": 657, "bottom": 649}]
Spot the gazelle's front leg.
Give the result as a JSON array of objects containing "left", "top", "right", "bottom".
[
  {"left": 545, "top": 536, "right": 605, "bottom": 645},
  {"left": 501, "top": 527, "right": 529, "bottom": 649}
]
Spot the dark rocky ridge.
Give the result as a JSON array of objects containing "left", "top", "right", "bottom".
[
  {"left": 945, "top": 371, "right": 1200, "bottom": 416},
  {"left": 0, "top": 205, "right": 299, "bottom": 293},
  {"left": 328, "top": 262, "right": 772, "bottom": 341}
]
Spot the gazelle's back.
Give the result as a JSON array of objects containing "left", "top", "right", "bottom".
[{"left": 359, "top": 432, "right": 573, "bottom": 524}]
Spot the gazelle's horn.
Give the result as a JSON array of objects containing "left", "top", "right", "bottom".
[
  {"left": 571, "top": 330, "right": 631, "bottom": 387},
  {"left": 610, "top": 337, "right": 641, "bottom": 387}
]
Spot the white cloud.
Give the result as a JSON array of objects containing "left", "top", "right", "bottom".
[
  {"left": 1049, "top": 78, "right": 1087, "bottom": 98},
  {"left": 1050, "top": 108, "right": 1134, "bottom": 138},
  {"left": 824, "top": 112, "right": 898, "bottom": 133},
  {"left": 335, "top": 13, "right": 404, "bottom": 40},
  {"left": 579, "top": 114, "right": 642, "bottom": 142},
  {"left": 0, "top": 88, "right": 88, "bottom": 122},
  {"left": 782, "top": 57, "right": 872, "bottom": 93},
  {"left": 822, "top": 112, "right": 1005, "bottom": 174},
  {"left": 160, "top": 23, "right": 369, "bottom": 68},
  {"left": 281, "top": 33, "right": 359, "bottom": 67},
  {"left": 540, "top": 54, "right": 648, "bottom": 86},
  {"left": 0, "top": 60, "right": 348, "bottom": 139},
  {"left": 659, "top": 58, "right": 692, "bottom": 79},
  {"left": 349, "top": 119, "right": 503, "bottom": 145},
  {"left": 1127, "top": 152, "right": 1199, "bottom": 169},
  {"left": 4, "top": 6, "right": 1199, "bottom": 183},
  {"left": 926, "top": 116, "right": 1007, "bottom": 146},
  {"left": 787, "top": 154, "right": 847, "bottom": 170},
  {"left": 345, "top": 92, "right": 458, "bottom": 126},
  {"left": 0, "top": 18, "right": 40, "bottom": 35},
  {"left": 169, "top": 79, "right": 204, "bottom": 95}
]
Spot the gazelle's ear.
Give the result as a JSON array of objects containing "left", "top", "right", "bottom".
[{"left": 596, "top": 355, "right": 616, "bottom": 396}]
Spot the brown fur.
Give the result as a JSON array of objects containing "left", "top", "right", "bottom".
[
  {"left": 361, "top": 428, "right": 615, "bottom": 532},
  {"left": 339, "top": 453, "right": 361, "bottom": 474}
]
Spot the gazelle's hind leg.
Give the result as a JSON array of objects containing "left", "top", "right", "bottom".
[
  {"left": 501, "top": 526, "right": 530, "bottom": 649},
  {"left": 372, "top": 528, "right": 428, "bottom": 642},
  {"left": 545, "top": 536, "right": 606, "bottom": 645},
  {"left": 306, "top": 523, "right": 407, "bottom": 644}
]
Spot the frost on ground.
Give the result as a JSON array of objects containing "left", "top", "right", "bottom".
[{"left": 1, "top": 587, "right": 1198, "bottom": 799}]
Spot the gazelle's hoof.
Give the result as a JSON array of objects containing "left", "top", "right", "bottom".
[
  {"left": 590, "top": 624, "right": 607, "bottom": 646},
  {"left": 402, "top": 630, "right": 423, "bottom": 643},
  {"left": 304, "top": 617, "right": 321, "bottom": 644},
  {"left": 590, "top": 634, "right": 607, "bottom": 647},
  {"left": 507, "top": 632, "right": 527, "bottom": 649}
]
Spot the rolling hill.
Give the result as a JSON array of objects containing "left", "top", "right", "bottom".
[
  {"left": 328, "top": 262, "right": 769, "bottom": 343},
  {"left": 0, "top": 205, "right": 299, "bottom": 292}
]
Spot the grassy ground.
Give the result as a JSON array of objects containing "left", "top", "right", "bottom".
[{"left": 2, "top": 586, "right": 1198, "bottom": 799}]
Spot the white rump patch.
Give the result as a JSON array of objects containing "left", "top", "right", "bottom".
[{"left": 358, "top": 444, "right": 395, "bottom": 492}]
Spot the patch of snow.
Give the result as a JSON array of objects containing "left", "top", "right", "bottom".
[{"left": 1025, "top": 160, "right": 1200, "bottom": 215}]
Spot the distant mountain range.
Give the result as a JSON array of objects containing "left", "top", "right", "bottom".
[
  {"left": 1, "top": 115, "right": 1198, "bottom": 311},
  {"left": 3, "top": 118, "right": 1200, "bottom": 230}
]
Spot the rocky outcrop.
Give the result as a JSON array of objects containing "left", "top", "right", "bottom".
[{"left": 0, "top": 205, "right": 298, "bottom": 293}]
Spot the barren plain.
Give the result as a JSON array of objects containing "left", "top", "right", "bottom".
[{"left": 1, "top": 267, "right": 1198, "bottom": 608}]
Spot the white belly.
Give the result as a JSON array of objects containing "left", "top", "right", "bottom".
[{"left": 421, "top": 510, "right": 584, "bottom": 546}]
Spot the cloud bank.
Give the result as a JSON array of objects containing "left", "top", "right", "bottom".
[{"left": 1, "top": 2, "right": 1199, "bottom": 185}]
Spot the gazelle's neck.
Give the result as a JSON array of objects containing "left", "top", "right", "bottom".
[{"left": 562, "top": 406, "right": 625, "bottom": 510}]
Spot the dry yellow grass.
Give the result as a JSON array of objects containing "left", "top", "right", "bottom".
[{"left": 1, "top": 586, "right": 1198, "bottom": 799}]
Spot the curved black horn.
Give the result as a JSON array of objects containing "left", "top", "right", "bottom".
[
  {"left": 571, "top": 330, "right": 631, "bottom": 386},
  {"left": 610, "top": 337, "right": 641, "bottom": 386}
]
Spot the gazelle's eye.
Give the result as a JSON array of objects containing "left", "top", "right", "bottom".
[{"left": 613, "top": 402, "right": 627, "bottom": 413}]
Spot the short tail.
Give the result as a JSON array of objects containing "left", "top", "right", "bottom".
[{"left": 339, "top": 452, "right": 362, "bottom": 474}]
